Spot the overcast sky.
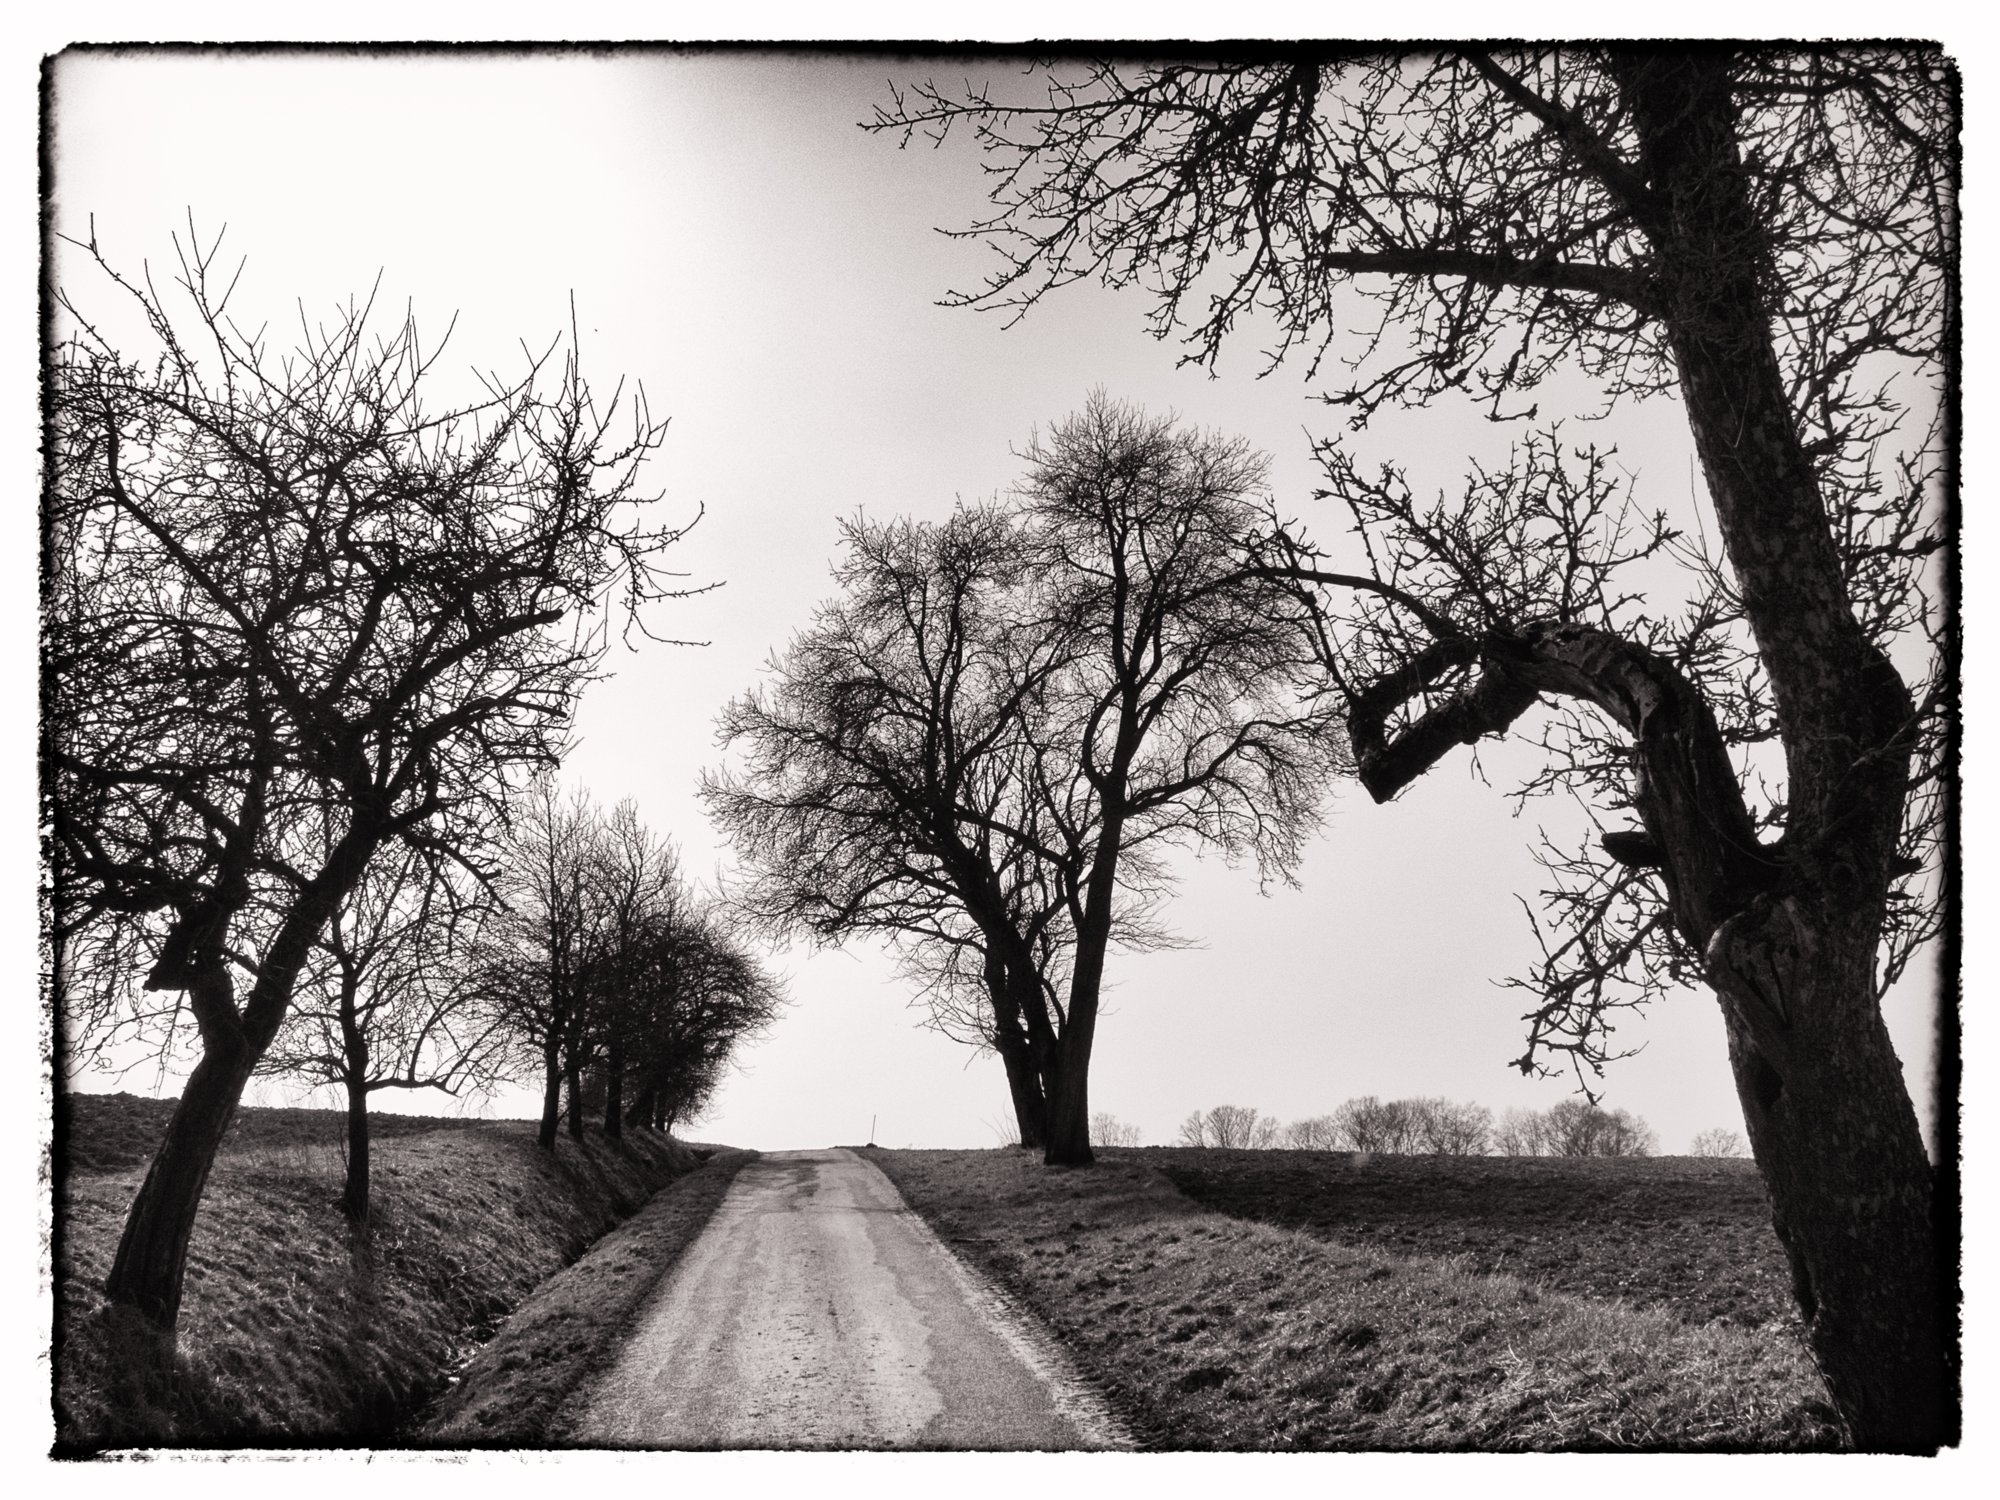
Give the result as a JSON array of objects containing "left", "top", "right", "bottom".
[{"left": 45, "top": 47, "right": 1942, "bottom": 1155}]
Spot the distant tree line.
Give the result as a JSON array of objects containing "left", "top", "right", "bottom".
[{"left": 1168, "top": 1097, "right": 1657, "bottom": 1157}]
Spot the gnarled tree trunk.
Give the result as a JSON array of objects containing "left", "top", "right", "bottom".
[
  {"left": 105, "top": 824, "right": 377, "bottom": 1349},
  {"left": 1623, "top": 54, "right": 1949, "bottom": 1450},
  {"left": 104, "top": 1016, "right": 253, "bottom": 1340}
]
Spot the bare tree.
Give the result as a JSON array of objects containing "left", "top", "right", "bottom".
[
  {"left": 1013, "top": 398, "right": 1339, "bottom": 1163},
  {"left": 616, "top": 907, "right": 783, "bottom": 1137},
  {"left": 588, "top": 800, "right": 686, "bottom": 1139},
  {"left": 1690, "top": 1127, "right": 1749, "bottom": 1158},
  {"left": 1409, "top": 1097, "right": 1496, "bottom": 1155},
  {"left": 1494, "top": 1106, "right": 1553, "bottom": 1157},
  {"left": 1283, "top": 1115, "right": 1342, "bottom": 1150},
  {"left": 47, "top": 227, "right": 691, "bottom": 1348},
  {"left": 1541, "top": 1099, "right": 1657, "bottom": 1158},
  {"left": 706, "top": 506, "right": 1080, "bottom": 1148},
  {"left": 1089, "top": 1112, "right": 1142, "bottom": 1148},
  {"left": 1193, "top": 1104, "right": 1273, "bottom": 1149},
  {"left": 1330, "top": 1095, "right": 1421, "bottom": 1153},
  {"left": 471, "top": 780, "right": 614, "bottom": 1151},
  {"left": 711, "top": 413, "right": 1337, "bottom": 1165},
  {"left": 258, "top": 845, "right": 506, "bottom": 1220},
  {"left": 873, "top": 49, "right": 1955, "bottom": 1446}
]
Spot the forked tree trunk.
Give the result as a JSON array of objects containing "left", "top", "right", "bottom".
[{"left": 1618, "top": 57, "right": 1949, "bottom": 1449}]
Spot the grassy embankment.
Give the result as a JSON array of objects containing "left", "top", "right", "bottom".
[
  {"left": 874, "top": 1146, "right": 1841, "bottom": 1451},
  {"left": 54, "top": 1092, "right": 731, "bottom": 1451},
  {"left": 423, "top": 1147, "right": 755, "bottom": 1444}
]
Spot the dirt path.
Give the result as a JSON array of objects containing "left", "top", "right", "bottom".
[{"left": 562, "top": 1148, "right": 1129, "bottom": 1450}]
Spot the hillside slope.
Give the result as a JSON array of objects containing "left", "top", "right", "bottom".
[{"left": 54, "top": 1094, "right": 701, "bottom": 1451}]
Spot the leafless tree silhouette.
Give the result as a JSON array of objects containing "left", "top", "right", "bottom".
[{"left": 710, "top": 398, "right": 1340, "bottom": 1163}]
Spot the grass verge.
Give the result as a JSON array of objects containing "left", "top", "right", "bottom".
[
  {"left": 1151, "top": 1147, "right": 1798, "bottom": 1330},
  {"left": 422, "top": 1148, "right": 757, "bottom": 1445},
  {"left": 873, "top": 1148, "right": 1842, "bottom": 1451},
  {"left": 55, "top": 1095, "right": 703, "bottom": 1451}
]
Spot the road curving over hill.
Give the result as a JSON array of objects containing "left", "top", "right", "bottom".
[{"left": 562, "top": 1148, "right": 1130, "bottom": 1450}]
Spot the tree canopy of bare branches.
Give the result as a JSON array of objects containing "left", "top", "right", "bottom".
[
  {"left": 709, "top": 396, "right": 1340, "bottom": 1165},
  {"left": 872, "top": 48, "right": 1955, "bottom": 1447},
  {"left": 46, "top": 224, "right": 695, "bottom": 1346}
]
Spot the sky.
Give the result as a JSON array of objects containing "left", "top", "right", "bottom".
[{"left": 41, "top": 46, "right": 1947, "bottom": 1159}]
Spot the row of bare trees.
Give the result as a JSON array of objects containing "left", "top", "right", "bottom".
[
  {"left": 250, "top": 781, "right": 781, "bottom": 1222},
  {"left": 46, "top": 227, "right": 700, "bottom": 1355},
  {"left": 467, "top": 782, "right": 781, "bottom": 1158}
]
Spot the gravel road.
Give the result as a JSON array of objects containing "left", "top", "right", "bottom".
[{"left": 563, "top": 1147, "right": 1130, "bottom": 1450}]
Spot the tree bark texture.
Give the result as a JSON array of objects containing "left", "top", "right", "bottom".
[{"left": 1620, "top": 56, "right": 1948, "bottom": 1451}]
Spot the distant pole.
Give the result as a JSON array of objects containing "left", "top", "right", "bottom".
[{"left": 869, "top": 1114, "right": 877, "bottom": 1146}]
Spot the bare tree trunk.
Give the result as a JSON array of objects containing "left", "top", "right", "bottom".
[
  {"left": 341, "top": 1075, "right": 370, "bottom": 1224},
  {"left": 604, "top": 1037, "right": 624, "bottom": 1140},
  {"left": 1711, "top": 915, "right": 1943, "bottom": 1450},
  {"left": 1043, "top": 821, "right": 1122, "bottom": 1166},
  {"left": 339, "top": 984, "right": 371, "bottom": 1222},
  {"left": 103, "top": 1020, "right": 251, "bottom": 1341},
  {"left": 985, "top": 948, "right": 1045, "bottom": 1149},
  {"left": 565, "top": 1050, "right": 585, "bottom": 1141},
  {"left": 1616, "top": 56, "right": 1948, "bottom": 1450},
  {"left": 537, "top": 1036, "right": 562, "bottom": 1152}
]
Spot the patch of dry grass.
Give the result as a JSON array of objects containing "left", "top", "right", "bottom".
[
  {"left": 874, "top": 1148, "right": 1842, "bottom": 1451},
  {"left": 424, "top": 1149, "right": 757, "bottom": 1445},
  {"left": 55, "top": 1097, "right": 702, "bottom": 1451}
]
